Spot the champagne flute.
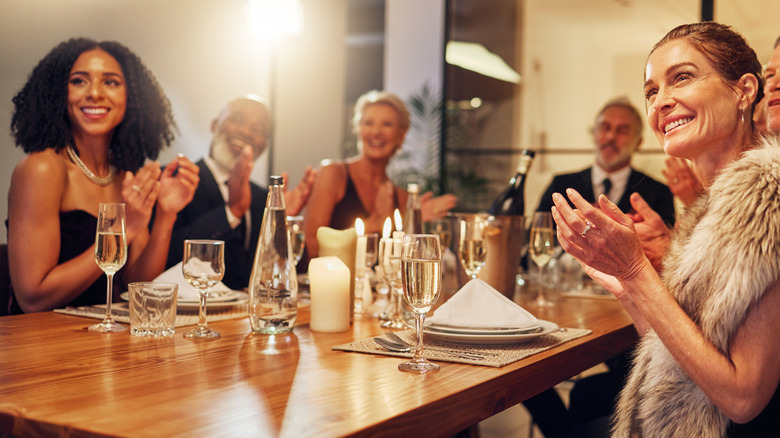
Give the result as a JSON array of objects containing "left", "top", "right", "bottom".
[
  {"left": 429, "top": 217, "right": 452, "bottom": 250},
  {"left": 399, "top": 234, "right": 442, "bottom": 373},
  {"left": 364, "top": 233, "right": 379, "bottom": 269},
  {"left": 457, "top": 215, "right": 488, "bottom": 280},
  {"left": 182, "top": 240, "right": 225, "bottom": 339},
  {"left": 90, "top": 203, "right": 128, "bottom": 332},
  {"left": 528, "top": 212, "right": 555, "bottom": 307},
  {"left": 286, "top": 216, "right": 305, "bottom": 266}
]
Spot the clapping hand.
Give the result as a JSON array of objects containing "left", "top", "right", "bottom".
[
  {"left": 626, "top": 192, "right": 672, "bottom": 272},
  {"left": 283, "top": 166, "right": 317, "bottom": 216},
  {"left": 663, "top": 157, "right": 703, "bottom": 207},
  {"left": 157, "top": 154, "right": 200, "bottom": 215},
  {"left": 421, "top": 192, "right": 457, "bottom": 221},
  {"left": 123, "top": 163, "right": 161, "bottom": 243},
  {"left": 226, "top": 147, "right": 253, "bottom": 218}
]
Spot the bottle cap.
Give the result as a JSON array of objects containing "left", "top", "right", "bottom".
[
  {"left": 270, "top": 175, "right": 284, "bottom": 186},
  {"left": 407, "top": 183, "right": 419, "bottom": 193},
  {"left": 522, "top": 149, "right": 535, "bottom": 157}
]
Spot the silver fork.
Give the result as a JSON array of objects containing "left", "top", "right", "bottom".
[
  {"left": 385, "top": 332, "right": 497, "bottom": 358},
  {"left": 374, "top": 336, "right": 486, "bottom": 360}
]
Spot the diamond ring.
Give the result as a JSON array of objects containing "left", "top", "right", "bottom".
[{"left": 580, "top": 221, "right": 593, "bottom": 238}]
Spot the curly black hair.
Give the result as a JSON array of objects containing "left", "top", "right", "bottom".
[{"left": 10, "top": 38, "right": 176, "bottom": 171}]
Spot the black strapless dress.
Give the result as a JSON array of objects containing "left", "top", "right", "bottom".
[{"left": 8, "top": 210, "right": 107, "bottom": 314}]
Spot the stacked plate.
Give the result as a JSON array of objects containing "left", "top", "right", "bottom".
[
  {"left": 121, "top": 289, "right": 249, "bottom": 311},
  {"left": 423, "top": 319, "right": 559, "bottom": 345}
]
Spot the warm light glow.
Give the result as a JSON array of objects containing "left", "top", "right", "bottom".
[
  {"left": 246, "top": 0, "right": 304, "bottom": 39},
  {"left": 355, "top": 218, "right": 365, "bottom": 237},
  {"left": 382, "top": 218, "right": 392, "bottom": 239},
  {"left": 393, "top": 209, "right": 403, "bottom": 232},
  {"left": 446, "top": 41, "right": 521, "bottom": 84}
]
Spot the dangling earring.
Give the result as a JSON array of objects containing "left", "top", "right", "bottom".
[{"left": 741, "top": 106, "right": 745, "bottom": 124}]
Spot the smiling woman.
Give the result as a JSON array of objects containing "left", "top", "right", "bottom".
[
  {"left": 303, "top": 90, "right": 458, "bottom": 262},
  {"left": 5, "top": 38, "right": 200, "bottom": 315}
]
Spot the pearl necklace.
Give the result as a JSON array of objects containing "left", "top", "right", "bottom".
[{"left": 66, "top": 145, "right": 116, "bottom": 186}]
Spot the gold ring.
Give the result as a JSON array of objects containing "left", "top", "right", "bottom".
[{"left": 132, "top": 185, "right": 141, "bottom": 194}]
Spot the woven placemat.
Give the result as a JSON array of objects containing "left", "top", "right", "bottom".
[
  {"left": 54, "top": 302, "right": 247, "bottom": 327},
  {"left": 333, "top": 327, "right": 591, "bottom": 368}
]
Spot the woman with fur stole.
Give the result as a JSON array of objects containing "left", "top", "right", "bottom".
[{"left": 550, "top": 22, "right": 780, "bottom": 437}]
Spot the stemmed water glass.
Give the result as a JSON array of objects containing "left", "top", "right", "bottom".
[
  {"left": 355, "top": 232, "right": 379, "bottom": 315},
  {"left": 379, "top": 236, "right": 406, "bottom": 328},
  {"left": 398, "top": 234, "right": 442, "bottom": 373},
  {"left": 457, "top": 215, "right": 488, "bottom": 280},
  {"left": 90, "top": 202, "right": 128, "bottom": 332},
  {"left": 529, "top": 212, "right": 555, "bottom": 307},
  {"left": 286, "top": 216, "right": 305, "bottom": 266},
  {"left": 182, "top": 240, "right": 225, "bottom": 339}
]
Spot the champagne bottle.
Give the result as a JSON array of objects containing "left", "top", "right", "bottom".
[
  {"left": 403, "top": 183, "right": 423, "bottom": 234},
  {"left": 248, "top": 175, "right": 298, "bottom": 334},
  {"left": 488, "top": 149, "right": 535, "bottom": 215}
]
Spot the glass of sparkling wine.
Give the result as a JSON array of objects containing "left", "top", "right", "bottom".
[
  {"left": 182, "top": 240, "right": 225, "bottom": 339},
  {"left": 286, "top": 216, "right": 305, "bottom": 266},
  {"left": 399, "top": 234, "right": 442, "bottom": 373},
  {"left": 458, "top": 215, "right": 488, "bottom": 280},
  {"left": 529, "top": 212, "right": 555, "bottom": 307},
  {"left": 90, "top": 202, "right": 128, "bottom": 332}
]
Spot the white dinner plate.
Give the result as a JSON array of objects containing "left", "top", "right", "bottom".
[
  {"left": 423, "top": 320, "right": 559, "bottom": 345},
  {"left": 120, "top": 291, "right": 247, "bottom": 309},
  {"left": 424, "top": 322, "right": 543, "bottom": 336}
]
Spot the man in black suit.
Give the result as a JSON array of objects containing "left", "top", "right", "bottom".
[
  {"left": 526, "top": 97, "right": 675, "bottom": 438},
  {"left": 167, "top": 95, "right": 315, "bottom": 290},
  {"left": 537, "top": 97, "right": 675, "bottom": 225}
]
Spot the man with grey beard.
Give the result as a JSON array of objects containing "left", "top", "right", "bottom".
[{"left": 167, "top": 95, "right": 316, "bottom": 290}]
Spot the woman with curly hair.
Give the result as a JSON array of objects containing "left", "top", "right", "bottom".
[{"left": 6, "top": 38, "right": 199, "bottom": 314}]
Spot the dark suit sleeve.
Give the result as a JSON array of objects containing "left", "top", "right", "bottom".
[
  {"left": 536, "top": 181, "right": 557, "bottom": 213},
  {"left": 166, "top": 161, "right": 235, "bottom": 269},
  {"left": 167, "top": 200, "right": 234, "bottom": 269},
  {"left": 627, "top": 172, "right": 676, "bottom": 227}
]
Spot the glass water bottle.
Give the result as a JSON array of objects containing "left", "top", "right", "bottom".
[{"left": 248, "top": 176, "right": 298, "bottom": 334}]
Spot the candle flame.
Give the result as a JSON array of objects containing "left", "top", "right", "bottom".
[
  {"left": 355, "top": 218, "right": 365, "bottom": 236},
  {"left": 394, "top": 209, "right": 402, "bottom": 231},
  {"left": 382, "top": 217, "right": 392, "bottom": 239}
]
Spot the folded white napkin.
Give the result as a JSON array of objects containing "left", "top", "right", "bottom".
[
  {"left": 427, "top": 279, "right": 538, "bottom": 329},
  {"left": 155, "top": 262, "right": 232, "bottom": 302}
]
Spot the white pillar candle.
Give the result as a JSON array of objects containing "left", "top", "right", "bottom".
[
  {"left": 317, "top": 226, "right": 357, "bottom": 319},
  {"left": 308, "top": 257, "right": 351, "bottom": 332}
]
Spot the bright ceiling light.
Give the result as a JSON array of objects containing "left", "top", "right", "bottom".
[
  {"left": 446, "top": 41, "right": 521, "bottom": 84},
  {"left": 247, "top": 0, "right": 304, "bottom": 39}
]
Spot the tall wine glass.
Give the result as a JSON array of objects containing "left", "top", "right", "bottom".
[
  {"left": 286, "top": 216, "right": 305, "bottom": 266},
  {"left": 458, "top": 215, "right": 488, "bottom": 280},
  {"left": 528, "top": 212, "right": 555, "bottom": 307},
  {"left": 399, "top": 234, "right": 442, "bottom": 373},
  {"left": 182, "top": 240, "right": 225, "bottom": 339},
  {"left": 90, "top": 203, "right": 128, "bottom": 332},
  {"left": 379, "top": 236, "right": 406, "bottom": 328}
]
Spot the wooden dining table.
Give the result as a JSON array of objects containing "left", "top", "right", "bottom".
[{"left": 0, "top": 293, "right": 636, "bottom": 437}]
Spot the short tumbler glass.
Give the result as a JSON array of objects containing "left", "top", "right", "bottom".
[{"left": 129, "top": 282, "right": 178, "bottom": 337}]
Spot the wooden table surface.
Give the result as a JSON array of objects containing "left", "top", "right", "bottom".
[{"left": 0, "top": 295, "right": 636, "bottom": 437}]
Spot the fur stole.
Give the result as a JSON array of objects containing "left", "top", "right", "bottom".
[{"left": 612, "top": 133, "right": 780, "bottom": 437}]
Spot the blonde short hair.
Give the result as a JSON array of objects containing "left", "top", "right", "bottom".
[{"left": 352, "top": 90, "right": 410, "bottom": 133}]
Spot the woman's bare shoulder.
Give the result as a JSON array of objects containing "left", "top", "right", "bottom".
[
  {"left": 12, "top": 149, "right": 67, "bottom": 185},
  {"left": 316, "top": 159, "right": 348, "bottom": 184}
]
